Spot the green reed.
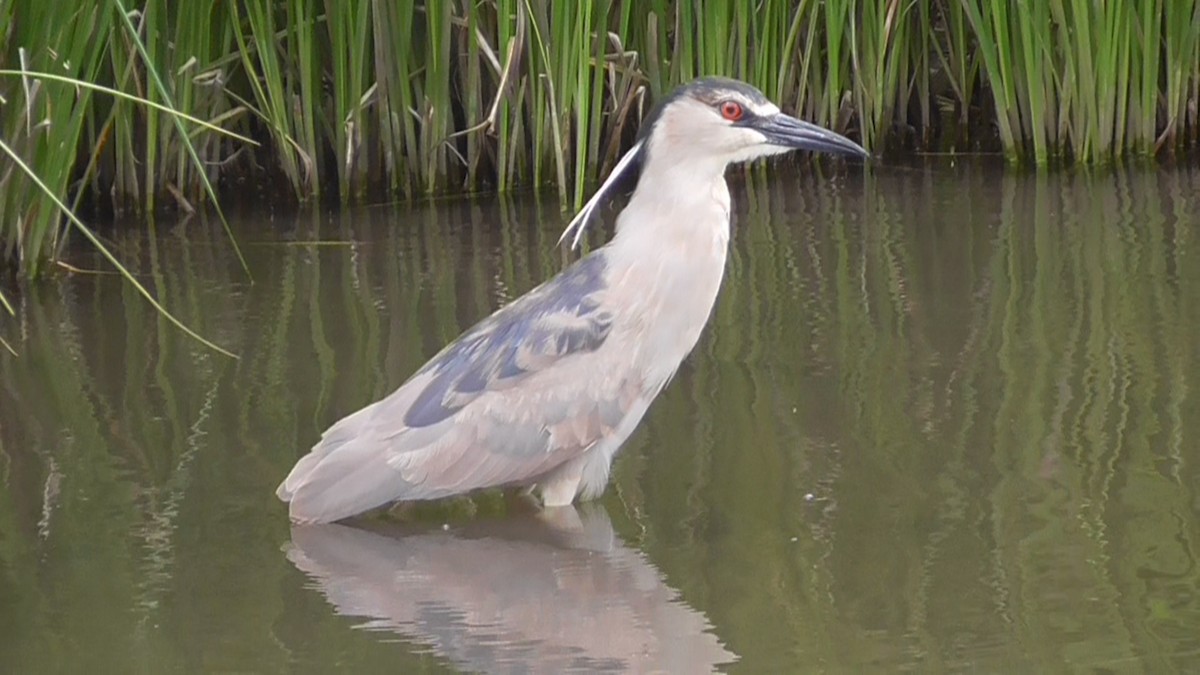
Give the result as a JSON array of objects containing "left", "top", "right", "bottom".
[
  {"left": 0, "top": 0, "right": 251, "bottom": 356},
  {"left": 1, "top": 3, "right": 112, "bottom": 277},
  {"left": 3, "top": 0, "right": 1200, "bottom": 278}
]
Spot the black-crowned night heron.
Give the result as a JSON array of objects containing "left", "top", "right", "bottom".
[{"left": 278, "top": 77, "right": 868, "bottom": 523}]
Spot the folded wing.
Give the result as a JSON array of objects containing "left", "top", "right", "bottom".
[{"left": 278, "top": 253, "right": 632, "bottom": 523}]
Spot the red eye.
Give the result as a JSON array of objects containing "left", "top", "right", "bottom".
[{"left": 720, "top": 101, "right": 744, "bottom": 121}]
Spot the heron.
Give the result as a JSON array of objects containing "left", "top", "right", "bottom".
[{"left": 278, "top": 76, "right": 868, "bottom": 523}]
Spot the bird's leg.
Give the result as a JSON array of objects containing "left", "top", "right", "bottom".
[
  {"left": 535, "top": 503, "right": 585, "bottom": 531},
  {"left": 537, "top": 456, "right": 586, "bottom": 507}
]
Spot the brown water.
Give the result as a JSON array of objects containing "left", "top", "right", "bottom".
[{"left": 2, "top": 162, "right": 1199, "bottom": 673}]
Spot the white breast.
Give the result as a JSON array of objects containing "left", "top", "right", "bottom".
[{"left": 603, "top": 174, "right": 733, "bottom": 388}]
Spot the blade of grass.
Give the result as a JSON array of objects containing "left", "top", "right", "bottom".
[
  {"left": 110, "top": 0, "right": 252, "bottom": 278},
  {"left": 0, "top": 71, "right": 257, "bottom": 145},
  {"left": 227, "top": 0, "right": 307, "bottom": 197}
]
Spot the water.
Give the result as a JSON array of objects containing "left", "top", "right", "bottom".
[{"left": 2, "top": 162, "right": 1199, "bottom": 673}]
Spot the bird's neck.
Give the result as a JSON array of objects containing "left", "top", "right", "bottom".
[
  {"left": 601, "top": 156, "right": 733, "bottom": 387},
  {"left": 610, "top": 155, "right": 732, "bottom": 255}
]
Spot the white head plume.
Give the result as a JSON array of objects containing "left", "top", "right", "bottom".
[{"left": 557, "top": 139, "right": 644, "bottom": 250}]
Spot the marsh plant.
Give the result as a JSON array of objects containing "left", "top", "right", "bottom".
[{"left": 1, "top": 1, "right": 1197, "bottom": 278}]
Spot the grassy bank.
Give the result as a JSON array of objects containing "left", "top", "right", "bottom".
[{"left": 2, "top": 0, "right": 1199, "bottom": 278}]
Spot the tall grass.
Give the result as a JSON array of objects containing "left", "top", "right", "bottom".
[
  {"left": 1, "top": 3, "right": 113, "bottom": 277},
  {"left": 3, "top": 1, "right": 1200, "bottom": 275},
  {"left": 0, "top": 0, "right": 252, "bottom": 355},
  {"left": 962, "top": 0, "right": 1200, "bottom": 161}
]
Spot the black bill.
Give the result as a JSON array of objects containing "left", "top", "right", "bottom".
[{"left": 749, "top": 113, "right": 869, "bottom": 158}]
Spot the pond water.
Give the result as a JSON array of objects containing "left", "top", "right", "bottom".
[{"left": 2, "top": 162, "right": 1199, "bottom": 672}]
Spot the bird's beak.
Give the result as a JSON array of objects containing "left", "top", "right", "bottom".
[{"left": 752, "top": 113, "right": 869, "bottom": 158}]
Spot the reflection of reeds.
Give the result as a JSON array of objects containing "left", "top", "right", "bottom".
[{"left": 625, "top": 164, "right": 1200, "bottom": 669}]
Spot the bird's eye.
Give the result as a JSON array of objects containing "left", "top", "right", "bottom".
[{"left": 720, "top": 101, "right": 744, "bottom": 121}]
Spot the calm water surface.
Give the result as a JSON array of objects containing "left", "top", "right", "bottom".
[{"left": 2, "top": 163, "right": 1199, "bottom": 672}]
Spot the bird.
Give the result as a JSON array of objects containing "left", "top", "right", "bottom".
[{"left": 278, "top": 76, "right": 868, "bottom": 523}]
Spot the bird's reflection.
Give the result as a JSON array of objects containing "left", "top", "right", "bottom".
[{"left": 286, "top": 505, "right": 736, "bottom": 673}]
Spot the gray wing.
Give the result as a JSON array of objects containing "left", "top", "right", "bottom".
[{"left": 278, "top": 252, "right": 638, "bottom": 523}]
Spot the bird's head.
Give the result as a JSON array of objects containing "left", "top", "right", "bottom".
[
  {"left": 559, "top": 77, "right": 868, "bottom": 249},
  {"left": 638, "top": 77, "right": 869, "bottom": 168}
]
